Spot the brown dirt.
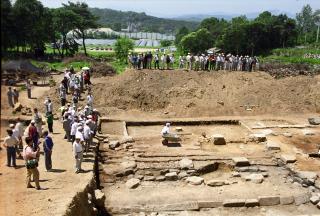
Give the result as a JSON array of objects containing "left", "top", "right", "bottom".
[{"left": 91, "top": 69, "right": 320, "bottom": 117}]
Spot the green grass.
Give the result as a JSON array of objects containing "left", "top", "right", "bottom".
[
  {"left": 110, "top": 60, "right": 127, "bottom": 74},
  {"left": 31, "top": 60, "right": 92, "bottom": 71}
]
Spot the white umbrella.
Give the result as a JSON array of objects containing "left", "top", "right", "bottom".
[{"left": 82, "top": 67, "right": 90, "bottom": 70}]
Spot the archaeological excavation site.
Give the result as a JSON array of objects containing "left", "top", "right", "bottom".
[{"left": 89, "top": 70, "right": 320, "bottom": 216}]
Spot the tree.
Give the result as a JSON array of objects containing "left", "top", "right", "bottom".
[
  {"left": 180, "top": 28, "right": 212, "bottom": 54},
  {"left": 160, "top": 40, "right": 172, "bottom": 47},
  {"left": 296, "top": 4, "right": 314, "bottom": 43},
  {"left": 175, "top": 26, "right": 189, "bottom": 46},
  {"left": 114, "top": 37, "right": 134, "bottom": 62},
  {"left": 52, "top": 7, "right": 80, "bottom": 57},
  {"left": 1, "top": 0, "right": 14, "bottom": 54}
]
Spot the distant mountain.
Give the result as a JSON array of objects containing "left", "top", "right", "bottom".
[
  {"left": 171, "top": 11, "right": 295, "bottom": 22},
  {"left": 89, "top": 8, "right": 199, "bottom": 34}
]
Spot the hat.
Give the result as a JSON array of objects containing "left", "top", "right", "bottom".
[
  {"left": 166, "top": 123, "right": 170, "bottom": 127},
  {"left": 93, "top": 109, "right": 97, "bottom": 112},
  {"left": 31, "top": 120, "right": 35, "bottom": 124},
  {"left": 87, "top": 115, "right": 92, "bottom": 119},
  {"left": 75, "top": 137, "right": 81, "bottom": 140},
  {"left": 78, "top": 126, "right": 83, "bottom": 130},
  {"left": 86, "top": 120, "right": 91, "bottom": 124},
  {"left": 9, "top": 124, "right": 15, "bottom": 128}
]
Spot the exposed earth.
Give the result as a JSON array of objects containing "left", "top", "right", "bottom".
[{"left": 1, "top": 69, "right": 320, "bottom": 216}]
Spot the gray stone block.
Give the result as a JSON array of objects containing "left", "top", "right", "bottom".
[
  {"left": 308, "top": 117, "right": 320, "bottom": 125},
  {"left": 125, "top": 178, "right": 140, "bottom": 189},
  {"left": 232, "top": 157, "right": 250, "bottom": 167},
  {"left": 258, "top": 196, "right": 280, "bottom": 206},
  {"left": 280, "top": 154, "right": 297, "bottom": 164},
  {"left": 198, "top": 201, "right": 222, "bottom": 208},
  {"left": 245, "top": 174, "right": 264, "bottom": 184},
  {"left": 280, "top": 196, "right": 294, "bottom": 205},
  {"left": 179, "top": 158, "right": 194, "bottom": 169},
  {"left": 266, "top": 141, "right": 281, "bottom": 151},
  {"left": 310, "top": 195, "right": 320, "bottom": 204},
  {"left": 186, "top": 176, "right": 204, "bottom": 185},
  {"left": 165, "top": 172, "right": 178, "bottom": 181},
  {"left": 212, "top": 134, "right": 226, "bottom": 145},
  {"left": 223, "top": 199, "right": 246, "bottom": 207}
]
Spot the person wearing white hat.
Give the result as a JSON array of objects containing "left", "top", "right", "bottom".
[
  {"left": 87, "top": 92, "right": 94, "bottom": 107},
  {"left": 83, "top": 120, "right": 93, "bottom": 154},
  {"left": 76, "top": 126, "right": 84, "bottom": 142},
  {"left": 161, "top": 123, "right": 171, "bottom": 136},
  {"left": 70, "top": 117, "right": 79, "bottom": 143},
  {"left": 2, "top": 129, "right": 19, "bottom": 167},
  {"left": 10, "top": 123, "right": 22, "bottom": 158}
]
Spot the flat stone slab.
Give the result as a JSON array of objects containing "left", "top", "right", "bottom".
[
  {"left": 121, "top": 161, "right": 137, "bottom": 169},
  {"left": 186, "top": 176, "right": 204, "bottom": 185},
  {"left": 245, "top": 199, "right": 259, "bottom": 207},
  {"left": 232, "top": 157, "right": 250, "bottom": 167},
  {"left": 179, "top": 158, "right": 194, "bottom": 169},
  {"left": 165, "top": 172, "right": 178, "bottom": 181},
  {"left": 296, "top": 171, "right": 318, "bottom": 184},
  {"left": 206, "top": 180, "right": 225, "bottom": 187},
  {"left": 258, "top": 196, "right": 280, "bottom": 206},
  {"left": 249, "top": 134, "right": 267, "bottom": 142},
  {"left": 283, "top": 132, "right": 293, "bottom": 138},
  {"left": 302, "top": 129, "right": 316, "bottom": 136},
  {"left": 125, "top": 178, "right": 140, "bottom": 189},
  {"left": 211, "top": 134, "right": 226, "bottom": 145},
  {"left": 155, "top": 176, "right": 166, "bottom": 181},
  {"left": 245, "top": 174, "right": 264, "bottom": 184},
  {"left": 294, "top": 193, "right": 310, "bottom": 205},
  {"left": 280, "top": 196, "right": 294, "bottom": 205},
  {"left": 266, "top": 141, "right": 281, "bottom": 151},
  {"left": 280, "top": 154, "right": 297, "bottom": 164},
  {"left": 223, "top": 199, "right": 246, "bottom": 207},
  {"left": 198, "top": 201, "right": 222, "bottom": 208}
]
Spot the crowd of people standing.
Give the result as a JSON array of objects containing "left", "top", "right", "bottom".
[{"left": 128, "top": 52, "right": 259, "bottom": 72}]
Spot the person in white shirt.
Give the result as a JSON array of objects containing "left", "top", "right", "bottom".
[
  {"left": 83, "top": 121, "right": 92, "bottom": 154},
  {"left": 70, "top": 117, "right": 79, "bottom": 143},
  {"left": 87, "top": 93, "right": 93, "bottom": 107},
  {"left": 72, "top": 137, "right": 83, "bottom": 173},
  {"left": 10, "top": 124, "right": 22, "bottom": 158},
  {"left": 75, "top": 126, "right": 84, "bottom": 142},
  {"left": 161, "top": 123, "right": 170, "bottom": 136}
]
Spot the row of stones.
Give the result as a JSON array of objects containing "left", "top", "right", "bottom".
[{"left": 110, "top": 194, "right": 320, "bottom": 214}]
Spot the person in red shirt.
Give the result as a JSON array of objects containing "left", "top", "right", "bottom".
[{"left": 28, "top": 120, "right": 39, "bottom": 151}]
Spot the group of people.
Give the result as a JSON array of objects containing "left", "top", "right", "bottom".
[
  {"left": 128, "top": 52, "right": 259, "bottom": 72},
  {"left": 303, "top": 53, "right": 320, "bottom": 59},
  {"left": 2, "top": 65, "right": 100, "bottom": 191},
  {"left": 58, "top": 66, "right": 100, "bottom": 174},
  {"left": 6, "top": 87, "right": 20, "bottom": 108}
]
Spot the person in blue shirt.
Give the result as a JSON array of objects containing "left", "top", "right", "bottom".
[{"left": 43, "top": 131, "right": 54, "bottom": 171}]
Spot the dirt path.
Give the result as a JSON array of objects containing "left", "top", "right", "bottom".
[{"left": 0, "top": 76, "right": 94, "bottom": 216}]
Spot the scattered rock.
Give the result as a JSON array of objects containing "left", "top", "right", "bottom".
[
  {"left": 249, "top": 134, "right": 267, "bottom": 142},
  {"left": 178, "top": 171, "right": 188, "bottom": 179},
  {"left": 179, "top": 158, "right": 194, "bottom": 169},
  {"left": 261, "top": 129, "right": 273, "bottom": 136},
  {"left": 125, "top": 178, "right": 140, "bottom": 189},
  {"left": 245, "top": 174, "right": 264, "bottom": 184},
  {"left": 232, "top": 172, "right": 241, "bottom": 177},
  {"left": 175, "top": 127, "right": 183, "bottom": 132},
  {"left": 266, "top": 141, "right": 281, "bottom": 151},
  {"left": 206, "top": 180, "right": 225, "bottom": 187},
  {"left": 165, "top": 172, "right": 178, "bottom": 181},
  {"left": 120, "top": 136, "right": 135, "bottom": 144},
  {"left": 211, "top": 134, "right": 226, "bottom": 145},
  {"left": 135, "top": 175, "right": 144, "bottom": 180},
  {"left": 302, "top": 129, "right": 315, "bottom": 136},
  {"left": 13, "top": 102, "right": 23, "bottom": 112},
  {"left": 308, "top": 117, "right": 320, "bottom": 125},
  {"left": 310, "top": 195, "right": 320, "bottom": 204},
  {"left": 232, "top": 157, "right": 250, "bottom": 167},
  {"left": 160, "top": 169, "right": 169, "bottom": 175},
  {"left": 280, "top": 154, "right": 296, "bottom": 164},
  {"left": 196, "top": 162, "right": 218, "bottom": 174},
  {"left": 296, "top": 171, "right": 318, "bottom": 185},
  {"left": 109, "top": 140, "right": 120, "bottom": 150},
  {"left": 258, "top": 196, "right": 280, "bottom": 206},
  {"left": 144, "top": 171, "right": 154, "bottom": 176},
  {"left": 198, "top": 201, "right": 223, "bottom": 208},
  {"left": 186, "top": 176, "right": 204, "bottom": 185},
  {"left": 283, "top": 132, "right": 293, "bottom": 138},
  {"left": 94, "top": 189, "right": 106, "bottom": 207}
]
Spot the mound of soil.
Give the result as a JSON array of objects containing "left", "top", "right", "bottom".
[
  {"left": 260, "top": 62, "right": 320, "bottom": 79},
  {"left": 91, "top": 69, "right": 320, "bottom": 117}
]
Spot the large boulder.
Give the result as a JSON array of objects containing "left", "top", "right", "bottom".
[{"left": 179, "top": 158, "right": 194, "bottom": 169}]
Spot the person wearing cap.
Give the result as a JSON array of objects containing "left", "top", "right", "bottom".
[
  {"left": 12, "top": 88, "right": 19, "bottom": 105},
  {"left": 33, "top": 108, "right": 42, "bottom": 137},
  {"left": 10, "top": 123, "right": 22, "bottom": 159},
  {"left": 28, "top": 120, "right": 39, "bottom": 151},
  {"left": 7, "top": 87, "right": 14, "bottom": 108},
  {"left": 42, "top": 131, "right": 54, "bottom": 171},
  {"left": 73, "top": 137, "right": 83, "bottom": 173},
  {"left": 87, "top": 93, "right": 94, "bottom": 107},
  {"left": 76, "top": 126, "right": 84, "bottom": 142},
  {"left": 23, "top": 136, "right": 41, "bottom": 189},
  {"left": 2, "top": 129, "right": 19, "bottom": 167}
]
